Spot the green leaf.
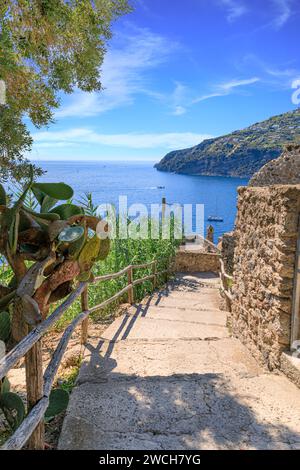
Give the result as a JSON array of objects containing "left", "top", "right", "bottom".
[
  {"left": 45, "top": 389, "right": 69, "bottom": 421},
  {"left": 19, "top": 243, "right": 40, "bottom": 254},
  {"left": 25, "top": 208, "right": 60, "bottom": 222},
  {"left": 0, "top": 184, "right": 6, "bottom": 205},
  {"left": 41, "top": 195, "right": 58, "bottom": 213},
  {"left": 0, "top": 392, "right": 26, "bottom": 431},
  {"left": 97, "top": 238, "right": 110, "bottom": 261},
  {"left": 77, "top": 271, "right": 92, "bottom": 282},
  {"left": 0, "top": 311, "right": 11, "bottom": 342},
  {"left": 0, "top": 292, "right": 16, "bottom": 310},
  {"left": 1, "top": 377, "right": 11, "bottom": 394},
  {"left": 32, "top": 183, "right": 74, "bottom": 201},
  {"left": 19, "top": 211, "right": 33, "bottom": 232},
  {"left": 58, "top": 226, "right": 84, "bottom": 243},
  {"left": 31, "top": 186, "right": 45, "bottom": 205},
  {"left": 79, "top": 235, "right": 101, "bottom": 272},
  {"left": 49, "top": 204, "right": 83, "bottom": 220},
  {"left": 68, "top": 232, "right": 87, "bottom": 260},
  {"left": 8, "top": 211, "right": 20, "bottom": 255}
]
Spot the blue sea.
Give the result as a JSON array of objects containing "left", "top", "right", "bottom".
[{"left": 35, "top": 160, "right": 248, "bottom": 241}]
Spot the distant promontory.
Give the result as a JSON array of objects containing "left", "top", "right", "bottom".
[{"left": 155, "top": 109, "right": 300, "bottom": 178}]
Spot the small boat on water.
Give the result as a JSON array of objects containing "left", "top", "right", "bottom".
[
  {"left": 207, "top": 216, "right": 224, "bottom": 222},
  {"left": 208, "top": 197, "right": 224, "bottom": 222}
]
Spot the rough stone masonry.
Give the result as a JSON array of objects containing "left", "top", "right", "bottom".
[
  {"left": 249, "top": 144, "right": 300, "bottom": 187},
  {"left": 232, "top": 185, "right": 300, "bottom": 370}
]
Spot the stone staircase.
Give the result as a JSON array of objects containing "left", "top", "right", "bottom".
[{"left": 59, "top": 273, "right": 300, "bottom": 450}]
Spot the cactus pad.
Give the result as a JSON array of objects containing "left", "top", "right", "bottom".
[
  {"left": 78, "top": 235, "right": 101, "bottom": 272},
  {"left": 0, "top": 392, "right": 26, "bottom": 430},
  {"left": 58, "top": 226, "right": 85, "bottom": 243},
  {"left": 1, "top": 377, "right": 11, "bottom": 394},
  {"left": 45, "top": 388, "right": 69, "bottom": 421},
  {"left": 0, "top": 311, "right": 11, "bottom": 342},
  {"left": 97, "top": 238, "right": 110, "bottom": 261}
]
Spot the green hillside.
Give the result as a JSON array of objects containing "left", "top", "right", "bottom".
[{"left": 155, "top": 109, "right": 300, "bottom": 177}]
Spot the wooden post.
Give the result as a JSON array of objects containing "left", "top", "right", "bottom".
[
  {"left": 127, "top": 266, "right": 134, "bottom": 305},
  {"left": 162, "top": 197, "right": 166, "bottom": 219},
  {"left": 81, "top": 287, "right": 89, "bottom": 345},
  {"left": 152, "top": 261, "right": 157, "bottom": 290},
  {"left": 25, "top": 338, "right": 44, "bottom": 450}
]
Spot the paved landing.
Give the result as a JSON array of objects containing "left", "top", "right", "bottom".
[{"left": 59, "top": 273, "right": 300, "bottom": 450}]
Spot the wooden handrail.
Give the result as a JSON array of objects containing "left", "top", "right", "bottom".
[
  {"left": 219, "top": 258, "right": 233, "bottom": 311},
  {"left": 88, "top": 285, "right": 132, "bottom": 314},
  {"left": 132, "top": 261, "right": 156, "bottom": 270},
  {"left": 219, "top": 259, "right": 233, "bottom": 281},
  {"left": 0, "top": 283, "right": 87, "bottom": 381},
  {"left": 94, "top": 266, "right": 130, "bottom": 282},
  {"left": 132, "top": 274, "right": 155, "bottom": 287},
  {"left": 0, "top": 259, "right": 170, "bottom": 450}
]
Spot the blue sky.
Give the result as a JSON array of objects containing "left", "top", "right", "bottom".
[{"left": 30, "top": 0, "right": 300, "bottom": 162}]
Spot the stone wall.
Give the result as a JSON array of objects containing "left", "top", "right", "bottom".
[
  {"left": 249, "top": 144, "right": 300, "bottom": 187},
  {"left": 175, "top": 251, "right": 220, "bottom": 273},
  {"left": 219, "top": 231, "right": 236, "bottom": 275},
  {"left": 232, "top": 185, "right": 300, "bottom": 370}
]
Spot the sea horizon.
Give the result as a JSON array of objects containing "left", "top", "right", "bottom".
[{"left": 32, "top": 159, "right": 248, "bottom": 241}]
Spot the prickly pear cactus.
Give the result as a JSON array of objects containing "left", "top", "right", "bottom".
[
  {"left": 0, "top": 169, "right": 111, "bottom": 341},
  {"left": 45, "top": 388, "right": 69, "bottom": 421},
  {"left": 0, "top": 391, "right": 26, "bottom": 431},
  {"left": 97, "top": 238, "right": 111, "bottom": 261},
  {"left": 78, "top": 234, "right": 101, "bottom": 273},
  {"left": 1, "top": 377, "right": 10, "bottom": 394},
  {"left": 0, "top": 170, "right": 111, "bottom": 435},
  {"left": 0, "top": 337, "right": 25, "bottom": 432}
]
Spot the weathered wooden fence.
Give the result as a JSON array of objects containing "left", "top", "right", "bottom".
[
  {"left": 219, "top": 258, "right": 233, "bottom": 312},
  {"left": 0, "top": 260, "right": 169, "bottom": 450}
]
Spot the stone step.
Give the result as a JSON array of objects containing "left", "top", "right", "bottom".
[
  {"left": 143, "top": 289, "right": 221, "bottom": 310},
  {"left": 280, "top": 352, "right": 300, "bottom": 388},
  {"left": 59, "top": 356, "right": 300, "bottom": 450},
  {"left": 127, "top": 305, "right": 227, "bottom": 327},
  {"left": 100, "top": 313, "right": 229, "bottom": 342},
  {"left": 59, "top": 271, "right": 300, "bottom": 451},
  {"left": 173, "top": 272, "right": 220, "bottom": 287},
  {"left": 78, "top": 337, "right": 262, "bottom": 384}
]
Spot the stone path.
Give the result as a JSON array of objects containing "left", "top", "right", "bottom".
[{"left": 59, "top": 273, "right": 300, "bottom": 450}]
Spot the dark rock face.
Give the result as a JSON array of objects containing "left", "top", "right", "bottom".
[
  {"left": 155, "top": 109, "right": 300, "bottom": 178},
  {"left": 249, "top": 144, "right": 300, "bottom": 186}
]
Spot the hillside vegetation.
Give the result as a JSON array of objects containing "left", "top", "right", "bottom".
[{"left": 155, "top": 109, "right": 300, "bottom": 177}]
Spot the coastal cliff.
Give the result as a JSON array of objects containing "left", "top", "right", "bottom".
[{"left": 155, "top": 109, "right": 300, "bottom": 178}]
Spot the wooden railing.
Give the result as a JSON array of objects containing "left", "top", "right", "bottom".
[
  {"left": 0, "top": 260, "right": 170, "bottom": 450},
  {"left": 219, "top": 258, "right": 233, "bottom": 312}
]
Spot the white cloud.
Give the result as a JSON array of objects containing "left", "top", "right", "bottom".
[
  {"left": 193, "top": 77, "right": 260, "bottom": 103},
  {"left": 239, "top": 54, "right": 300, "bottom": 89},
  {"left": 33, "top": 129, "right": 213, "bottom": 150},
  {"left": 56, "top": 27, "right": 179, "bottom": 118},
  {"left": 219, "top": 0, "right": 248, "bottom": 22},
  {"left": 173, "top": 106, "right": 187, "bottom": 116},
  {"left": 170, "top": 82, "right": 188, "bottom": 116},
  {"left": 271, "top": 0, "right": 292, "bottom": 29},
  {"left": 219, "top": 77, "right": 260, "bottom": 90}
]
